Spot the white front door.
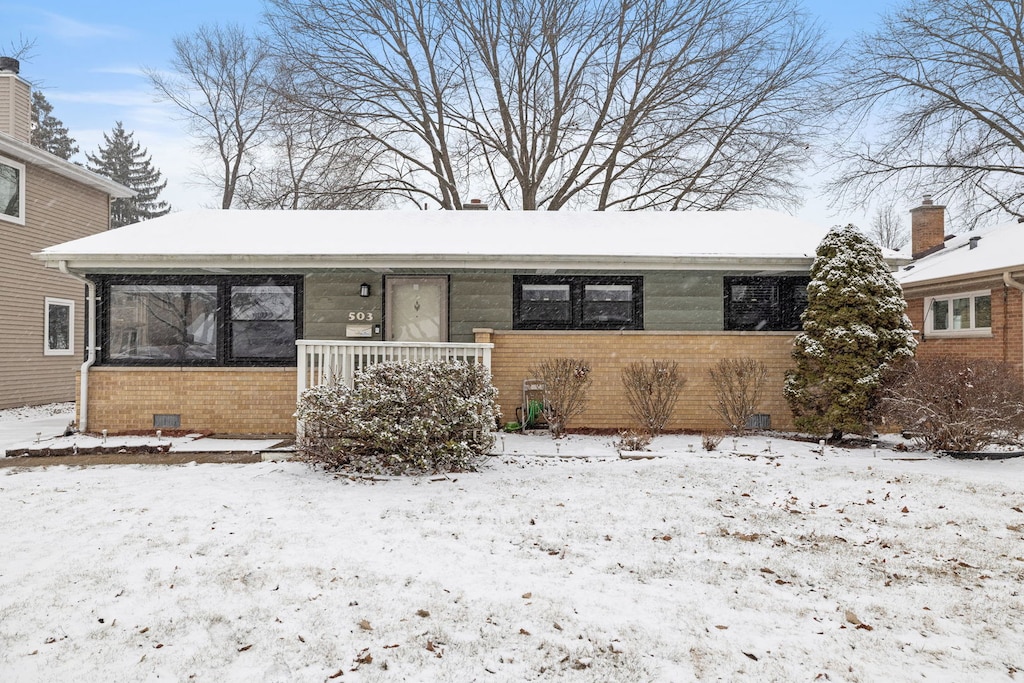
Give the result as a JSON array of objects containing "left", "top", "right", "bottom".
[{"left": 385, "top": 276, "right": 448, "bottom": 342}]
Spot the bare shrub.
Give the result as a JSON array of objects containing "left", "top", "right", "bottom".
[
  {"left": 621, "top": 360, "right": 685, "bottom": 435},
  {"left": 532, "top": 358, "right": 592, "bottom": 438},
  {"left": 709, "top": 358, "right": 769, "bottom": 433},
  {"left": 702, "top": 432, "right": 723, "bottom": 451},
  {"left": 295, "top": 360, "right": 498, "bottom": 473},
  {"left": 615, "top": 430, "right": 652, "bottom": 452},
  {"left": 880, "top": 358, "right": 1024, "bottom": 452}
]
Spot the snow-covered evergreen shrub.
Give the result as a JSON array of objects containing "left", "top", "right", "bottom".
[
  {"left": 784, "top": 225, "right": 917, "bottom": 438},
  {"left": 880, "top": 358, "right": 1024, "bottom": 452},
  {"left": 295, "top": 360, "right": 498, "bottom": 474},
  {"left": 709, "top": 358, "right": 768, "bottom": 433},
  {"left": 621, "top": 360, "right": 685, "bottom": 435},
  {"left": 532, "top": 358, "right": 592, "bottom": 438}
]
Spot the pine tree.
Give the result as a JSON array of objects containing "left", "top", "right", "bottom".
[
  {"left": 31, "top": 91, "right": 79, "bottom": 160},
  {"left": 784, "top": 225, "right": 917, "bottom": 439},
  {"left": 86, "top": 122, "right": 171, "bottom": 227}
]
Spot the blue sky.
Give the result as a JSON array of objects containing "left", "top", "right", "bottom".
[{"left": 2, "top": 0, "right": 901, "bottom": 225}]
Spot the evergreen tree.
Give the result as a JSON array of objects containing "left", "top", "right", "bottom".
[
  {"left": 784, "top": 225, "right": 917, "bottom": 438},
  {"left": 31, "top": 91, "right": 79, "bottom": 160},
  {"left": 86, "top": 122, "right": 171, "bottom": 227}
]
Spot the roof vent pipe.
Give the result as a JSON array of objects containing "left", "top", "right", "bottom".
[{"left": 969, "top": 236, "right": 980, "bottom": 250}]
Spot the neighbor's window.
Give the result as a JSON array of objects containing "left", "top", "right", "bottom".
[
  {"left": 927, "top": 291, "right": 991, "bottom": 335},
  {"left": 100, "top": 276, "right": 302, "bottom": 365},
  {"left": 44, "top": 297, "right": 74, "bottom": 355},
  {"left": 514, "top": 276, "right": 643, "bottom": 330},
  {"left": 0, "top": 156, "right": 25, "bottom": 225},
  {"left": 724, "top": 276, "right": 809, "bottom": 331}
]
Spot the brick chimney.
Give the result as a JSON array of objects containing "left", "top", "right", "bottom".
[
  {"left": 909, "top": 194, "right": 946, "bottom": 259},
  {"left": 0, "top": 57, "right": 32, "bottom": 144},
  {"left": 461, "top": 198, "right": 489, "bottom": 210}
]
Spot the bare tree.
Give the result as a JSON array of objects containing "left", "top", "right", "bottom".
[
  {"left": 832, "top": 0, "right": 1024, "bottom": 228},
  {"left": 866, "top": 203, "right": 908, "bottom": 251},
  {"left": 234, "top": 81, "right": 385, "bottom": 210},
  {"left": 265, "top": 0, "right": 832, "bottom": 210},
  {"left": 148, "top": 24, "right": 276, "bottom": 209}
]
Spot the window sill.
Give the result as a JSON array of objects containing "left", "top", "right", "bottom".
[{"left": 924, "top": 329, "right": 993, "bottom": 339}]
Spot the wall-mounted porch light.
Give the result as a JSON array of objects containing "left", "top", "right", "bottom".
[{"left": 359, "top": 282, "right": 371, "bottom": 297}]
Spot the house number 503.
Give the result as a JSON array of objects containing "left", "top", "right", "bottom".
[{"left": 348, "top": 312, "right": 374, "bottom": 321}]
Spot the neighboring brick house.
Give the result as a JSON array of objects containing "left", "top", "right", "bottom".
[
  {"left": 897, "top": 196, "right": 1024, "bottom": 378},
  {"left": 0, "top": 58, "right": 133, "bottom": 409},
  {"left": 37, "top": 208, "right": 908, "bottom": 435}
]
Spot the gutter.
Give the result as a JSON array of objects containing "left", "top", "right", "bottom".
[
  {"left": 58, "top": 261, "right": 96, "bottom": 433},
  {"left": 1004, "top": 272, "right": 1024, "bottom": 384}
]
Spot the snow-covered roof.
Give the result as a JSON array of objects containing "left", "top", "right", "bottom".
[
  {"left": 898, "top": 218, "right": 1024, "bottom": 288},
  {"left": 0, "top": 132, "right": 134, "bottom": 199},
  {"left": 38, "top": 208, "right": 896, "bottom": 273}
]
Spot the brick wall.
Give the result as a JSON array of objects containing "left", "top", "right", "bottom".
[
  {"left": 481, "top": 330, "right": 798, "bottom": 431},
  {"left": 79, "top": 367, "right": 297, "bottom": 434},
  {"left": 905, "top": 284, "right": 1023, "bottom": 374}
]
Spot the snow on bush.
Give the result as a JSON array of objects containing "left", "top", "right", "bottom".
[
  {"left": 295, "top": 360, "right": 498, "bottom": 474},
  {"left": 785, "top": 224, "right": 916, "bottom": 438},
  {"left": 880, "top": 357, "right": 1024, "bottom": 451}
]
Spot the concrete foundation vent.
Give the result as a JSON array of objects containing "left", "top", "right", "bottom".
[{"left": 153, "top": 414, "right": 181, "bottom": 429}]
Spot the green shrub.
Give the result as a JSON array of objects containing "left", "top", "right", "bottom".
[{"left": 296, "top": 360, "right": 498, "bottom": 474}]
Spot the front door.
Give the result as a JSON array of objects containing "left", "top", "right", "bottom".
[{"left": 385, "top": 276, "right": 448, "bottom": 342}]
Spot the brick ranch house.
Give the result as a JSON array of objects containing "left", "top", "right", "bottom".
[
  {"left": 898, "top": 196, "right": 1024, "bottom": 378},
  {"left": 36, "top": 209, "right": 908, "bottom": 435},
  {"left": 0, "top": 57, "right": 133, "bottom": 409}
]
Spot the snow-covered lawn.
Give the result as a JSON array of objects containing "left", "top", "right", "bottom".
[{"left": 1, "top": 436, "right": 1022, "bottom": 681}]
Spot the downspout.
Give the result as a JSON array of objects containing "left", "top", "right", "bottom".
[
  {"left": 58, "top": 261, "right": 96, "bottom": 433},
  {"left": 1003, "top": 271, "right": 1024, "bottom": 383}
]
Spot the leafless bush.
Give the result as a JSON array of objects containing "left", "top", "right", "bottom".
[
  {"left": 532, "top": 358, "right": 592, "bottom": 439},
  {"left": 709, "top": 358, "right": 769, "bottom": 433},
  {"left": 615, "top": 430, "right": 652, "bottom": 452},
  {"left": 702, "top": 432, "right": 723, "bottom": 451},
  {"left": 621, "top": 360, "right": 685, "bottom": 435},
  {"left": 880, "top": 358, "right": 1024, "bottom": 452}
]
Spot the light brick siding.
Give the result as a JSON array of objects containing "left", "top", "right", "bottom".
[
  {"left": 484, "top": 330, "right": 798, "bottom": 431},
  {"left": 79, "top": 367, "right": 297, "bottom": 434},
  {"left": 904, "top": 283, "right": 1023, "bottom": 376}
]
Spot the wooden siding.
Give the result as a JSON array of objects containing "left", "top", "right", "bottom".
[
  {"left": 0, "top": 159, "right": 110, "bottom": 409},
  {"left": 304, "top": 272, "right": 383, "bottom": 339},
  {"left": 0, "top": 74, "right": 31, "bottom": 143},
  {"left": 304, "top": 271, "right": 727, "bottom": 343},
  {"left": 643, "top": 271, "right": 722, "bottom": 330},
  {"left": 450, "top": 274, "right": 512, "bottom": 341}
]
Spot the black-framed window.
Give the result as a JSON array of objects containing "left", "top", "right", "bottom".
[
  {"left": 724, "top": 276, "right": 809, "bottom": 331},
  {"left": 97, "top": 275, "right": 302, "bottom": 366},
  {"left": 514, "top": 275, "right": 643, "bottom": 330}
]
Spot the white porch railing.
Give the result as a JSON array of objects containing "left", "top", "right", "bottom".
[{"left": 296, "top": 339, "right": 494, "bottom": 397}]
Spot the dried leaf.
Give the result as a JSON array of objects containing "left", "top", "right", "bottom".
[
  {"left": 416, "top": 609, "right": 430, "bottom": 618},
  {"left": 328, "top": 669, "right": 344, "bottom": 679},
  {"left": 743, "top": 651, "right": 759, "bottom": 661},
  {"left": 519, "top": 628, "right": 531, "bottom": 636},
  {"left": 358, "top": 619, "right": 373, "bottom": 631},
  {"left": 237, "top": 644, "right": 252, "bottom": 652},
  {"left": 522, "top": 592, "right": 532, "bottom": 599},
  {"left": 715, "top": 625, "right": 729, "bottom": 630}
]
